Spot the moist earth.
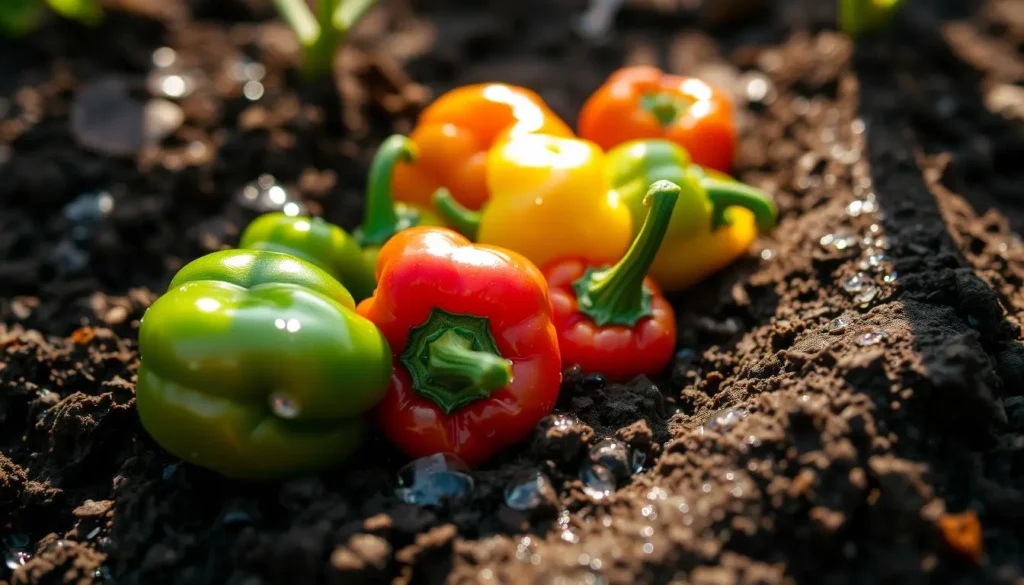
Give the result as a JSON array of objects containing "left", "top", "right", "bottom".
[{"left": 1, "top": 0, "right": 1023, "bottom": 583}]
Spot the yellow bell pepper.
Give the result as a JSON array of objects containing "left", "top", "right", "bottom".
[
  {"left": 606, "top": 139, "right": 777, "bottom": 291},
  {"left": 433, "top": 134, "right": 633, "bottom": 269}
]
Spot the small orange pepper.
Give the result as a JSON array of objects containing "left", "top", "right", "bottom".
[
  {"left": 578, "top": 66, "right": 737, "bottom": 173},
  {"left": 391, "top": 83, "right": 574, "bottom": 211}
]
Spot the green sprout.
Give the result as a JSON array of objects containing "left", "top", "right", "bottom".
[
  {"left": 0, "top": 0, "right": 101, "bottom": 38},
  {"left": 839, "top": 0, "right": 905, "bottom": 38},
  {"left": 272, "top": 0, "right": 378, "bottom": 79}
]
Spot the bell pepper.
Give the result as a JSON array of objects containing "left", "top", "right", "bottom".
[
  {"left": 432, "top": 133, "right": 633, "bottom": 270},
  {"left": 136, "top": 249, "right": 392, "bottom": 480},
  {"left": 354, "top": 134, "right": 445, "bottom": 271},
  {"left": 355, "top": 227, "right": 562, "bottom": 466},
  {"left": 578, "top": 66, "right": 737, "bottom": 173},
  {"left": 605, "top": 139, "right": 777, "bottom": 291},
  {"left": 238, "top": 213, "right": 377, "bottom": 302},
  {"left": 839, "top": 0, "right": 905, "bottom": 38},
  {"left": 391, "top": 83, "right": 574, "bottom": 211},
  {"left": 543, "top": 181, "right": 679, "bottom": 383}
]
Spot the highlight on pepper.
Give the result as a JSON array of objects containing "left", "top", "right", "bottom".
[
  {"left": 605, "top": 138, "right": 777, "bottom": 291},
  {"left": 355, "top": 226, "right": 562, "bottom": 467},
  {"left": 136, "top": 249, "right": 392, "bottom": 480},
  {"left": 238, "top": 212, "right": 377, "bottom": 302},
  {"left": 544, "top": 180, "right": 680, "bottom": 383},
  {"left": 432, "top": 132, "right": 633, "bottom": 270},
  {"left": 839, "top": 0, "right": 905, "bottom": 38},
  {"left": 578, "top": 65, "right": 737, "bottom": 173},
  {"left": 391, "top": 83, "right": 574, "bottom": 211},
  {"left": 0, "top": 0, "right": 101, "bottom": 38},
  {"left": 353, "top": 134, "right": 445, "bottom": 272}
]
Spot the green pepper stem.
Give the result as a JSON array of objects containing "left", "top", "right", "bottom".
[
  {"left": 356, "top": 135, "right": 418, "bottom": 247},
  {"left": 572, "top": 180, "right": 680, "bottom": 328},
  {"left": 426, "top": 330, "right": 512, "bottom": 407},
  {"left": 45, "top": 0, "right": 103, "bottom": 25},
  {"left": 433, "top": 188, "right": 481, "bottom": 240},
  {"left": 703, "top": 178, "right": 777, "bottom": 233}
]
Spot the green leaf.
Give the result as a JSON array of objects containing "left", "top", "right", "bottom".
[
  {"left": 0, "top": 0, "right": 44, "bottom": 38},
  {"left": 45, "top": 0, "right": 102, "bottom": 25}
]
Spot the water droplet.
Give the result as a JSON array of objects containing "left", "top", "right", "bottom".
[
  {"left": 71, "top": 77, "right": 184, "bottom": 156},
  {"left": 842, "top": 273, "right": 869, "bottom": 293},
  {"left": 504, "top": 470, "right": 553, "bottom": 511},
  {"left": 846, "top": 199, "right": 877, "bottom": 217},
  {"left": 854, "top": 286, "right": 878, "bottom": 305},
  {"left": 4, "top": 549, "right": 31, "bottom": 570},
  {"left": 882, "top": 271, "right": 898, "bottom": 284},
  {"left": 827, "top": 314, "right": 851, "bottom": 332},
  {"left": 642, "top": 542, "right": 654, "bottom": 554},
  {"left": 582, "top": 373, "right": 606, "bottom": 390},
  {"left": 820, "top": 230, "right": 858, "bottom": 251},
  {"left": 544, "top": 413, "right": 579, "bottom": 432},
  {"left": 86, "top": 527, "right": 101, "bottom": 540},
  {"left": 269, "top": 393, "right": 299, "bottom": 419},
  {"left": 586, "top": 438, "right": 633, "bottom": 480},
  {"left": 700, "top": 408, "right": 749, "bottom": 434},
  {"left": 395, "top": 453, "right": 474, "bottom": 506},
  {"left": 152, "top": 47, "right": 177, "bottom": 68},
  {"left": 234, "top": 175, "right": 307, "bottom": 214},
  {"left": 4, "top": 534, "right": 29, "bottom": 549},
  {"left": 64, "top": 191, "right": 114, "bottom": 226},
  {"left": 743, "top": 73, "right": 774, "bottom": 104},
  {"left": 222, "top": 499, "right": 259, "bottom": 524},
  {"left": 229, "top": 56, "right": 267, "bottom": 82},
  {"left": 631, "top": 449, "right": 646, "bottom": 473},
  {"left": 859, "top": 253, "right": 889, "bottom": 273},
  {"left": 675, "top": 348, "right": 697, "bottom": 361},
  {"left": 580, "top": 463, "right": 616, "bottom": 500},
  {"left": 148, "top": 71, "right": 196, "bottom": 99},
  {"left": 243, "top": 81, "right": 265, "bottom": 101},
  {"left": 760, "top": 248, "right": 774, "bottom": 261},
  {"left": 857, "top": 330, "right": 886, "bottom": 346},
  {"left": 967, "top": 314, "right": 980, "bottom": 327}
]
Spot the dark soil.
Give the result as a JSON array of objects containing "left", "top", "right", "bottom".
[{"left": 2, "top": 0, "right": 1023, "bottom": 583}]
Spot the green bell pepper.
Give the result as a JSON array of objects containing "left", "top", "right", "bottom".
[
  {"left": 239, "top": 213, "right": 377, "bottom": 302},
  {"left": 136, "top": 249, "right": 392, "bottom": 480},
  {"left": 606, "top": 139, "right": 777, "bottom": 292}
]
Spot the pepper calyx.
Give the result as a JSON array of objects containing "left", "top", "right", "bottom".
[
  {"left": 400, "top": 308, "right": 511, "bottom": 414},
  {"left": 355, "top": 134, "right": 419, "bottom": 248},
  {"left": 640, "top": 92, "right": 694, "bottom": 127},
  {"left": 572, "top": 180, "right": 680, "bottom": 327},
  {"left": 703, "top": 177, "right": 778, "bottom": 233}
]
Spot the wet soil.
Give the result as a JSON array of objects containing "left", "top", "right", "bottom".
[{"left": 2, "top": 0, "right": 1024, "bottom": 583}]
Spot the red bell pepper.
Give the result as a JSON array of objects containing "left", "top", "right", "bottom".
[
  {"left": 542, "top": 180, "right": 679, "bottom": 383},
  {"left": 356, "top": 227, "right": 562, "bottom": 466}
]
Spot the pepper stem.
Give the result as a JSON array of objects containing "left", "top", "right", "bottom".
[
  {"left": 572, "top": 180, "right": 680, "bottom": 328},
  {"left": 640, "top": 92, "right": 692, "bottom": 127},
  {"left": 400, "top": 308, "right": 511, "bottom": 414},
  {"left": 703, "top": 178, "right": 778, "bottom": 233},
  {"left": 356, "top": 135, "right": 418, "bottom": 247},
  {"left": 433, "top": 188, "right": 481, "bottom": 240}
]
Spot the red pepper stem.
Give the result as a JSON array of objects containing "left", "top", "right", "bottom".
[
  {"left": 572, "top": 180, "right": 680, "bottom": 328},
  {"left": 703, "top": 178, "right": 778, "bottom": 233},
  {"left": 640, "top": 92, "right": 692, "bottom": 127},
  {"left": 356, "top": 135, "right": 418, "bottom": 247},
  {"left": 427, "top": 330, "right": 512, "bottom": 402},
  {"left": 400, "top": 308, "right": 510, "bottom": 414},
  {"left": 433, "top": 188, "right": 481, "bottom": 240}
]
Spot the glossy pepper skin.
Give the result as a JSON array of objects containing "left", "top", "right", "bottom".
[
  {"left": 606, "top": 139, "right": 777, "bottom": 291},
  {"left": 239, "top": 213, "right": 377, "bottom": 302},
  {"left": 544, "top": 181, "right": 679, "bottom": 383},
  {"left": 136, "top": 249, "right": 392, "bottom": 480},
  {"left": 356, "top": 227, "right": 562, "bottom": 466},
  {"left": 433, "top": 133, "right": 633, "bottom": 270},
  {"left": 391, "top": 83, "right": 574, "bottom": 211},
  {"left": 354, "top": 134, "right": 445, "bottom": 271},
  {"left": 578, "top": 66, "right": 737, "bottom": 173}
]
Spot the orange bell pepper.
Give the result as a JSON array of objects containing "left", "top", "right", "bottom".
[
  {"left": 391, "top": 83, "right": 574, "bottom": 211},
  {"left": 578, "top": 66, "right": 737, "bottom": 173}
]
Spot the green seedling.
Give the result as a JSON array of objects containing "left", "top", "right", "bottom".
[
  {"left": 839, "top": 0, "right": 905, "bottom": 38},
  {"left": 272, "top": 0, "right": 378, "bottom": 79},
  {"left": 0, "top": 0, "right": 101, "bottom": 38}
]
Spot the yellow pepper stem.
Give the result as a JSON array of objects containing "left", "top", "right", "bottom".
[
  {"left": 433, "top": 188, "right": 481, "bottom": 240},
  {"left": 704, "top": 178, "right": 778, "bottom": 233},
  {"left": 572, "top": 180, "right": 680, "bottom": 327},
  {"left": 356, "top": 135, "right": 418, "bottom": 248}
]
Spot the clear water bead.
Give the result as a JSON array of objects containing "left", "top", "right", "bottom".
[
  {"left": 857, "top": 330, "right": 886, "bottom": 346},
  {"left": 586, "top": 438, "right": 633, "bottom": 480},
  {"left": 504, "top": 470, "right": 553, "bottom": 511},
  {"left": 842, "top": 273, "right": 869, "bottom": 293},
  {"left": 854, "top": 287, "right": 878, "bottom": 305},
  {"left": 580, "top": 463, "right": 616, "bottom": 500},
  {"left": 396, "top": 453, "right": 474, "bottom": 506},
  {"left": 828, "top": 314, "right": 851, "bottom": 332},
  {"left": 701, "top": 408, "right": 749, "bottom": 434}
]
